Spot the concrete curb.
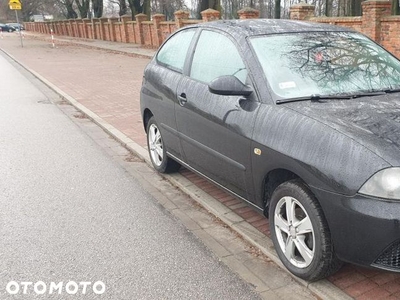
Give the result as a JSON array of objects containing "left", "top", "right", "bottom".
[{"left": 0, "top": 46, "right": 352, "bottom": 300}]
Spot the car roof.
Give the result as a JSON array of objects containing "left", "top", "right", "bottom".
[{"left": 192, "top": 19, "right": 355, "bottom": 37}]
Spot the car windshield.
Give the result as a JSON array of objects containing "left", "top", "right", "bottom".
[{"left": 250, "top": 32, "right": 400, "bottom": 100}]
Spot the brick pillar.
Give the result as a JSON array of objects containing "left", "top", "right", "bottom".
[
  {"left": 75, "top": 19, "right": 81, "bottom": 37},
  {"left": 201, "top": 9, "right": 220, "bottom": 22},
  {"left": 72, "top": 19, "right": 77, "bottom": 36},
  {"left": 237, "top": 7, "right": 260, "bottom": 19},
  {"left": 68, "top": 20, "right": 75, "bottom": 36},
  {"left": 135, "top": 13, "right": 147, "bottom": 45},
  {"left": 64, "top": 20, "right": 69, "bottom": 36},
  {"left": 152, "top": 14, "right": 166, "bottom": 47},
  {"left": 174, "top": 10, "right": 190, "bottom": 28},
  {"left": 290, "top": 3, "right": 315, "bottom": 20},
  {"left": 66, "top": 20, "right": 71, "bottom": 36},
  {"left": 362, "top": 0, "right": 391, "bottom": 43},
  {"left": 91, "top": 18, "right": 98, "bottom": 39},
  {"left": 54, "top": 21, "right": 60, "bottom": 35},
  {"left": 121, "top": 15, "right": 131, "bottom": 43},
  {"left": 108, "top": 17, "right": 119, "bottom": 41},
  {"left": 99, "top": 17, "right": 108, "bottom": 40},
  {"left": 82, "top": 18, "right": 90, "bottom": 38},
  {"left": 49, "top": 22, "right": 54, "bottom": 34},
  {"left": 75, "top": 19, "right": 79, "bottom": 37},
  {"left": 57, "top": 21, "right": 62, "bottom": 35}
]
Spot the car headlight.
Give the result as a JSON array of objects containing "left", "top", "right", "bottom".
[{"left": 359, "top": 167, "right": 400, "bottom": 200}]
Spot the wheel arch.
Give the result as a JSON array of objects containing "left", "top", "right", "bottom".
[
  {"left": 142, "top": 109, "right": 153, "bottom": 133},
  {"left": 262, "top": 168, "right": 304, "bottom": 217}
]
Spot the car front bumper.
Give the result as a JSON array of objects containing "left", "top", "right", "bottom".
[{"left": 312, "top": 187, "right": 400, "bottom": 271}]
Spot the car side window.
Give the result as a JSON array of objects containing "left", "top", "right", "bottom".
[
  {"left": 156, "top": 29, "right": 195, "bottom": 72},
  {"left": 190, "top": 30, "right": 247, "bottom": 84}
]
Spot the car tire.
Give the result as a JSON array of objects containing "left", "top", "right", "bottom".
[
  {"left": 8, "top": 29, "right": 12, "bottom": 32},
  {"left": 269, "top": 179, "right": 342, "bottom": 281},
  {"left": 146, "top": 117, "right": 180, "bottom": 173}
]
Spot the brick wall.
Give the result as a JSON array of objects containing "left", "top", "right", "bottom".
[
  {"left": 291, "top": 0, "right": 400, "bottom": 58},
  {"left": 24, "top": 2, "right": 400, "bottom": 58},
  {"left": 24, "top": 10, "right": 208, "bottom": 48},
  {"left": 381, "top": 16, "right": 400, "bottom": 55}
]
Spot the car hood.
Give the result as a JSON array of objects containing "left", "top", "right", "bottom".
[{"left": 286, "top": 94, "right": 400, "bottom": 166}]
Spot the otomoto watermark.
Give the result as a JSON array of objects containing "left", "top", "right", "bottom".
[{"left": 6, "top": 281, "right": 106, "bottom": 295}]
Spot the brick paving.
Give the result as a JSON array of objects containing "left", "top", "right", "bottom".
[{"left": 2, "top": 32, "right": 400, "bottom": 299}]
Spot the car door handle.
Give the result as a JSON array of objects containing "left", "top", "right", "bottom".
[{"left": 178, "top": 93, "right": 187, "bottom": 106}]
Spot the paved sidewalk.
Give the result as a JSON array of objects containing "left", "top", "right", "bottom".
[{"left": 2, "top": 32, "right": 400, "bottom": 300}]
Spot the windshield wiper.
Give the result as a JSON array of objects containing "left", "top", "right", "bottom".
[
  {"left": 276, "top": 90, "right": 391, "bottom": 104},
  {"left": 351, "top": 91, "right": 387, "bottom": 98},
  {"left": 383, "top": 88, "right": 400, "bottom": 94},
  {"left": 276, "top": 94, "right": 353, "bottom": 104},
  {"left": 353, "top": 88, "right": 400, "bottom": 95}
]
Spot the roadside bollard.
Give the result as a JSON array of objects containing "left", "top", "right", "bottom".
[
  {"left": 51, "top": 28, "right": 55, "bottom": 48},
  {"left": 0, "top": 27, "right": 3, "bottom": 39}
]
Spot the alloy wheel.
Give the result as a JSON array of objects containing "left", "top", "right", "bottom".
[
  {"left": 274, "top": 196, "right": 315, "bottom": 268},
  {"left": 148, "top": 123, "right": 163, "bottom": 167}
]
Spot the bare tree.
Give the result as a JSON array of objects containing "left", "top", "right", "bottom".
[
  {"left": 92, "top": 0, "right": 103, "bottom": 17},
  {"left": 199, "top": 0, "right": 221, "bottom": 14},
  {"left": 392, "top": 0, "right": 400, "bottom": 15},
  {"left": 126, "top": 0, "right": 150, "bottom": 19},
  {"left": 62, "top": 0, "right": 79, "bottom": 18},
  {"left": 109, "top": 0, "right": 128, "bottom": 16},
  {"left": 119, "top": 0, "right": 128, "bottom": 15},
  {"left": 274, "top": 0, "right": 280, "bottom": 18},
  {"left": 75, "top": 0, "right": 90, "bottom": 18}
]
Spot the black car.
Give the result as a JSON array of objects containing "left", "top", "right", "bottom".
[
  {"left": 140, "top": 19, "right": 400, "bottom": 281},
  {"left": 6, "top": 23, "right": 23, "bottom": 31},
  {"left": 0, "top": 23, "right": 16, "bottom": 32}
]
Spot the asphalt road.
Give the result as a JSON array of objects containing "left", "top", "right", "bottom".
[{"left": 0, "top": 52, "right": 261, "bottom": 299}]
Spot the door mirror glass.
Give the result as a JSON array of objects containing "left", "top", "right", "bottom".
[{"left": 208, "top": 75, "right": 253, "bottom": 96}]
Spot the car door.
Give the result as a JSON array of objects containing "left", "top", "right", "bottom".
[
  {"left": 175, "top": 29, "right": 260, "bottom": 200},
  {"left": 141, "top": 28, "right": 196, "bottom": 160}
]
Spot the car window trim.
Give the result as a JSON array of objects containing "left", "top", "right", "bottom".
[{"left": 182, "top": 28, "right": 202, "bottom": 76}]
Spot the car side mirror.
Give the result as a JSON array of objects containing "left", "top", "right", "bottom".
[{"left": 208, "top": 75, "right": 253, "bottom": 97}]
